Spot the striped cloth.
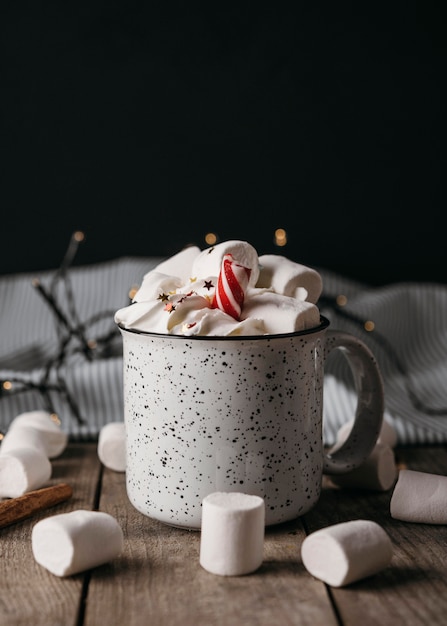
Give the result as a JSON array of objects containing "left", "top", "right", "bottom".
[{"left": 1, "top": 257, "right": 446, "bottom": 445}]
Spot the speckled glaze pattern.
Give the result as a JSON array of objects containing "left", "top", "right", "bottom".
[{"left": 119, "top": 318, "right": 383, "bottom": 529}]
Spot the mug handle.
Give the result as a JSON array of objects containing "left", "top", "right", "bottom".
[{"left": 322, "top": 329, "right": 385, "bottom": 475}]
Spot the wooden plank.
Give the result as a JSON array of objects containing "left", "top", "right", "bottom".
[
  {"left": 86, "top": 467, "right": 339, "bottom": 626},
  {"left": 0, "top": 443, "right": 101, "bottom": 626},
  {"left": 303, "top": 445, "right": 447, "bottom": 626}
]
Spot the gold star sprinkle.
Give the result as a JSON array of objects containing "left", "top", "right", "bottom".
[{"left": 157, "top": 293, "right": 170, "bottom": 302}]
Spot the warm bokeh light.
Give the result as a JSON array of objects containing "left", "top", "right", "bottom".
[
  {"left": 2, "top": 380, "right": 12, "bottom": 391},
  {"left": 74, "top": 231, "right": 85, "bottom": 242},
  {"left": 128, "top": 285, "right": 139, "bottom": 300},
  {"left": 364, "top": 320, "right": 375, "bottom": 332},
  {"left": 274, "top": 228, "right": 287, "bottom": 246},
  {"left": 50, "top": 413, "right": 61, "bottom": 426},
  {"left": 205, "top": 232, "right": 218, "bottom": 246},
  {"left": 336, "top": 294, "right": 348, "bottom": 307}
]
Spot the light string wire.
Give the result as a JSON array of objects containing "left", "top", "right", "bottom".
[
  {"left": 319, "top": 294, "right": 447, "bottom": 417},
  {"left": 0, "top": 232, "right": 122, "bottom": 429}
]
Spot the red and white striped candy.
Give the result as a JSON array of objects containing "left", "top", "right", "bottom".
[{"left": 213, "top": 254, "right": 252, "bottom": 320}]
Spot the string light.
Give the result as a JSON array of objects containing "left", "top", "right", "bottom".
[
  {"left": 205, "top": 232, "right": 218, "bottom": 246},
  {"left": 0, "top": 231, "right": 123, "bottom": 426},
  {"left": 274, "top": 228, "right": 287, "bottom": 247},
  {"left": 128, "top": 285, "right": 139, "bottom": 300},
  {"left": 364, "top": 320, "right": 375, "bottom": 332}
]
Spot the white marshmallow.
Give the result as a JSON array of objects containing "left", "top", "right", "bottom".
[
  {"left": 115, "top": 300, "right": 173, "bottom": 334},
  {"left": 329, "top": 443, "right": 397, "bottom": 491},
  {"left": 390, "top": 469, "right": 447, "bottom": 524},
  {"left": 153, "top": 245, "right": 201, "bottom": 284},
  {"left": 132, "top": 271, "right": 183, "bottom": 303},
  {"left": 0, "top": 448, "right": 52, "bottom": 497},
  {"left": 98, "top": 422, "right": 126, "bottom": 472},
  {"left": 331, "top": 417, "right": 398, "bottom": 453},
  {"left": 257, "top": 254, "right": 323, "bottom": 304},
  {"left": 32, "top": 510, "right": 124, "bottom": 577},
  {"left": 192, "top": 240, "right": 260, "bottom": 287},
  {"left": 241, "top": 291, "right": 320, "bottom": 334},
  {"left": 301, "top": 519, "right": 393, "bottom": 587},
  {"left": 9, "top": 410, "right": 68, "bottom": 458},
  {"left": 199, "top": 492, "right": 265, "bottom": 576},
  {"left": 0, "top": 425, "right": 49, "bottom": 457}
]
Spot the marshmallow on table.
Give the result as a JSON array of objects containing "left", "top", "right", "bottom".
[
  {"left": 98, "top": 422, "right": 126, "bottom": 472},
  {"left": 200, "top": 492, "right": 265, "bottom": 576},
  {"left": 0, "top": 448, "right": 52, "bottom": 498},
  {"left": 32, "top": 510, "right": 124, "bottom": 577},
  {"left": 8, "top": 410, "right": 68, "bottom": 458},
  {"left": 301, "top": 519, "right": 393, "bottom": 587},
  {"left": 390, "top": 469, "right": 447, "bottom": 524},
  {"left": 331, "top": 417, "right": 398, "bottom": 453},
  {"left": 256, "top": 254, "right": 323, "bottom": 304},
  {"left": 241, "top": 291, "right": 320, "bottom": 334},
  {"left": 0, "top": 425, "right": 49, "bottom": 457},
  {"left": 329, "top": 443, "right": 397, "bottom": 491}
]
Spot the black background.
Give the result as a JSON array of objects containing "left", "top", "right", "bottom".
[{"left": 1, "top": 2, "right": 446, "bottom": 285}]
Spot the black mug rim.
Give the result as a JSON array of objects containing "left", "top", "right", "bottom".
[{"left": 117, "top": 315, "right": 330, "bottom": 342}]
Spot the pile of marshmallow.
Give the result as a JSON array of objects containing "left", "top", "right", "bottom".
[
  {"left": 114, "top": 240, "right": 323, "bottom": 336},
  {"left": 199, "top": 416, "right": 447, "bottom": 586},
  {"left": 0, "top": 412, "right": 124, "bottom": 577},
  {"left": 2, "top": 411, "right": 447, "bottom": 585}
]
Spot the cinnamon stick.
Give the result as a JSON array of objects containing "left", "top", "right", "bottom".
[{"left": 0, "top": 483, "right": 73, "bottom": 529}]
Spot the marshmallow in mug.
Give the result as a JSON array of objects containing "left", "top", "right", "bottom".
[
  {"left": 0, "top": 448, "right": 52, "bottom": 498},
  {"left": 191, "top": 240, "right": 260, "bottom": 288},
  {"left": 390, "top": 469, "right": 447, "bottom": 524},
  {"left": 32, "top": 510, "right": 124, "bottom": 577},
  {"left": 301, "top": 519, "right": 393, "bottom": 587},
  {"left": 257, "top": 254, "right": 323, "bottom": 304},
  {"left": 115, "top": 240, "right": 322, "bottom": 336}
]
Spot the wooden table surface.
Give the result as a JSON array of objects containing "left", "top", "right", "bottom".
[{"left": 1, "top": 442, "right": 447, "bottom": 626}]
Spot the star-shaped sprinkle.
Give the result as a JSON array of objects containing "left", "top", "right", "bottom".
[
  {"left": 157, "top": 293, "right": 170, "bottom": 302},
  {"left": 189, "top": 277, "right": 197, "bottom": 283},
  {"left": 164, "top": 302, "right": 176, "bottom": 313},
  {"left": 203, "top": 280, "right": 214, "bottom": 290}
]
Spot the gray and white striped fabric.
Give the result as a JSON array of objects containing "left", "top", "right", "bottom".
[{"left": 1, "top": 257, "right": 446, "bottom": 445}]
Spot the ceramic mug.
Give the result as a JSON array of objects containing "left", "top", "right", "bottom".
[{"left": 119, "top": 316, "right": 384, "bottom": 528}]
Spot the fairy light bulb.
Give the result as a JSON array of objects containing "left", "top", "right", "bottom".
[
  {"left": 205, "top": 232, "right": 218, "bottom": 246},
  {"left": 274, "top": 228, "right": 287, "bottom": 247}
]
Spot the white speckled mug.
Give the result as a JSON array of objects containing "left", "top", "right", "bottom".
[{"left": 119, "top": 316, "right": 383, "bottom": 528}]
